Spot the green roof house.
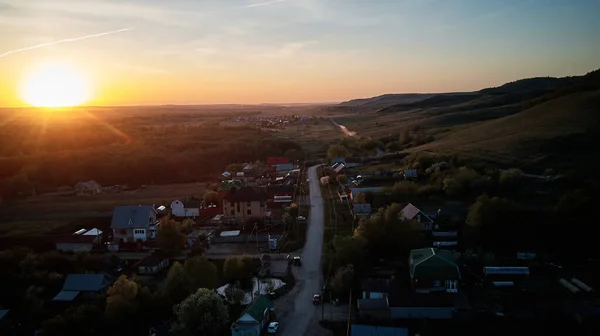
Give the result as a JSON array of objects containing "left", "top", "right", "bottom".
[
  {"left": 231, "top": 295, "right": 274, "bottom": 336},
  {"left": 409, "top": 248, "right": 460, "bottom": 293}
]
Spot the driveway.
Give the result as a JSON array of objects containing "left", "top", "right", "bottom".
[{"left": 277, "top": 165, "right": 329, "bottom": 336}]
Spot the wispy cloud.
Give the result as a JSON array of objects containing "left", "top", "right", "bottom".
[
  {"left": 0, "top": 28, "right": 133, "bottom": 59},
  {"left": 263, "top": 40, "right": 319, "bottom": 58}
]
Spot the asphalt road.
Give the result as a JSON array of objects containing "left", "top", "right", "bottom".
[{"left": 278, "top": 164, "right": 326, "bottom": 336}]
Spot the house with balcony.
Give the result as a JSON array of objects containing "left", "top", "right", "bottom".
[
  {"left": 110, "top": 205, "right": 158, "bottom": 243},
  {"left": 222, "top": 187, "right": 267, "bottom": 222}
]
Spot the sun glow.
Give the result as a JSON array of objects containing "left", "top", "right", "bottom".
[{"left": 20, "top": 63, "right": 92, "bottom": 108}]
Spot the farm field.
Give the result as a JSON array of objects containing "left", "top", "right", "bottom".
[{"left": 0, "top": 182, "right": 206, "bottom": 224}]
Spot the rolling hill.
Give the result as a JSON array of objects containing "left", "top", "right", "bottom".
[
  {"left": 333, "top": 68, "right": 600, "bottom": 170},
  {"left": 413, "top": 88, "right": 600, "bottom": 168}
]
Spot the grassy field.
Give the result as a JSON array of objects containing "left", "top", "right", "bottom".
[
  {"left": 412, "top": 89, "right": 600, "bottom": 167},
  {"left": 0, "top": 220, "right": 70, "bottom": 237},
  {"left": 0, "top": 182, "right": 206, "bottom": 224},
  {"left": 275, "top": 120, "right": 340, "bottom": 155}
]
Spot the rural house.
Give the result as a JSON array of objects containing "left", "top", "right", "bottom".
[
  {"left": 110, "top": 205, "right": 158, "bottom": 243},
  {"left": 55, "top": 234, "right": 96, "bottom": 252},
  {"left": 409, "top": 248, "right": 460, "bottom": 293},
  {"left": 170, "top": 199, "right": 200, "bottom": 217},
  {"left": 52, "top": 274, "right": 112, "bottom": 302},
  {"left": 136, "top": 252, "right": 170, "bottom": 275},
  {"left": 266, "top": 156, "right": 289, "bottom": 166},
  {"left": 399, "top": 203, "right": 435, "bottom": 231},
  {"left": 231, "top": 295, "right": 275, "bottom": 336},
  {"left": 222, "top": 187, "right": 266, "bottom": 221},
  {"left": 74, "top": 180, "right": 101, "bottom": 195}
]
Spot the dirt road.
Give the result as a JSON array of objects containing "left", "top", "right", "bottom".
[{"left": 278, "top": 164, "right": 327, "bottom": 336}]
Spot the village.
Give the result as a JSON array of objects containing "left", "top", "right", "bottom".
[{"left": 0, "top": 150, "right": 599, "bottom": 336}]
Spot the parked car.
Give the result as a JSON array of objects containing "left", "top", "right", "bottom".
[
  {"left": 267, "top": 322, "right": 279, "bottom": 334},
  {"left": 313, "top": 294, "right": 322, "bottom": 305}
]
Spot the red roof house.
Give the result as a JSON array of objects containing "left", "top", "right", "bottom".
[{"left": 266, "top": 157, "right": 289, "bottom": 166}]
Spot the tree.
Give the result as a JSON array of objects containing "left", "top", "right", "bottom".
[
  {"left": 466, "top": 194, "right": 517, "bottom": 249},
  {"left": 336, "top": 174, "right": 348, "bottom": 185},
  {"left": 284, "top": 148, "right": 304, "bottom": 162},
  {"left": 105, "top": 275, "right": 139, "bottom": 320},
  {"left": 156, "top": 217, "right": 186, "bottom": 256},
  {"left": 327, "top": 145, "right": 350, "bottom": 159},
  {"left": 390, "top": 181, "right": 419, "bottom": 202},
  {"left": 171, "top": 288, "right": 229, "bottom": 336},
  {"left": 330, "top": 235, "right": 367, "bottom": 271},
  {"left": 354, "top": 203, "right": 423, "bottom": 259},
  {"left": 330, "top": 265, "right": 354, "bottom": 297},
  {"left": 225, "top": 163, "right": 245, "bottom": 173},
  {"left": 223, "top": 256, "right": 243, "bottom": 284},
  {"left": 354, "top": 192, "right": 367, "bottom": 204},
  {"left": 399, "top": 130, "right": 412, "bottom": 145},
  {"left": 202, "top": 190, "right": 219, "bottom": 205},
  {"left": 238, "top": 254, "right": 256, "bottom": 276},
  {"left": 499, "top": 168, "right": 524, "bottom": 191},
  {"left": 183, "top": 257, "right": 218, "bottom": 291},
  {"left": 164, "top": 262, "right": 189, "bottom": 303}
]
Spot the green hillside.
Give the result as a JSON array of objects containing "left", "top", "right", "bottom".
[{"left": 414, "top": 89, "right": 600, "bottom": 169}]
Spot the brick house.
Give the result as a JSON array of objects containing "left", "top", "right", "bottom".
[{"left": 222, "top": 187, "right": 267, "bottom": 221}]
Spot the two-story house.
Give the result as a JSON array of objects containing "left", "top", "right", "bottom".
[
  {"left": 408, "top": 248, "right": 461, "bottom": 293},
  {"left": 399, "top": 203, "right": 435, "bottom": 231},
  {"left": 110, "top": 205, "right": 158, "bottom": 243},
  {"left": 222, "top": 187, "right": 267, "bottom": 221}
]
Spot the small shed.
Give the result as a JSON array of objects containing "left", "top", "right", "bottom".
[{"left": 137, "top": 252, "right": 170, "bottom": 275}]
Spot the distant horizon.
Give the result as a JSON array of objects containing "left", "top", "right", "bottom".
[{"left": 1, "top": 0, "right": 598, "bottom": 107}]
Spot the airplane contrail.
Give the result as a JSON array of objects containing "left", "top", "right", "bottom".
[
  {"left": 243, "top": 0, "right": 289, "bottom": 8},
  {"left": 0, "top": 28, "right": 133, "bottom": 59}
]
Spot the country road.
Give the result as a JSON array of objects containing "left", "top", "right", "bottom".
[
  {"left": 278, "top": 164, "right": 326, "bottom": 336},
  {"left": 331, "top": 118, "right": 385, "bottom": 157}
]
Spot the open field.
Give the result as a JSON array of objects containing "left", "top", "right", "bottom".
[
  {"left": 0, "top": 182, "right": 205, "bottom": 220},
  {"left": 0, "top": 220, "right": 69, "bottom": 237}
]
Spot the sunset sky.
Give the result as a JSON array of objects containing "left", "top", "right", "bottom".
[{"left": 0, "top": 0, "right": 598, "bottom": 106}]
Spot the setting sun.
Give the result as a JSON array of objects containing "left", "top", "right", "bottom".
[{"left": 20, "top": 63, "right": 91, "bottom": 108}]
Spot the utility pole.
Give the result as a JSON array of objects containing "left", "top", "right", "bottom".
[{"left": 346, "top": 289, "right": 352, "bottom": 336}]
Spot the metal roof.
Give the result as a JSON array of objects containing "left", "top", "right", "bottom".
[
  {"left": 52, "top": 290, "right": 80, "bottom": 301},
  {"left": 409, "top": 248, "right": 460, "bottom": 279},
  {"left": 220, "top": 230, "right": 241, "bottom": 237},
  {"left": 111, "top": 205, "right": 156, "bottom": 228},
  {"left": 400, "top": 203, "right": 432, "bottom": 221},
  {"left": 61, "top": 274, "right": 110, "bottom": 292},
  {"left": 351, "top": 325, "right": 407, "bottom": 336},
  {"left": 483, "top": 267, "right": 530, "bottom": 276}
]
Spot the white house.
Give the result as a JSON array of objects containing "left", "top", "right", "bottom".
[{"left": 171, "top": 200, "right": 200, "bottom": 217}]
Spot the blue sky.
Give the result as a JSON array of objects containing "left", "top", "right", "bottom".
[{"left": 0, "top": 0, "right": 598, "bottom": 105}]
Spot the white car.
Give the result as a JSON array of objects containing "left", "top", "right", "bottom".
[{"left": 267, "top": 322, "right": 279, "bottom": 334}]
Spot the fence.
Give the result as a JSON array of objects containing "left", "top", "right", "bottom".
[
  {"left": 209, "top": 233, "right": 284, "bottom": 244},
  {"left": 389, "top": 307, "right": 454, "bottom": 320}
]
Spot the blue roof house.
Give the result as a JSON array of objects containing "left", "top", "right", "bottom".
[{"left": 53, "top": 274, "right": 112, "bottom": 302}]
